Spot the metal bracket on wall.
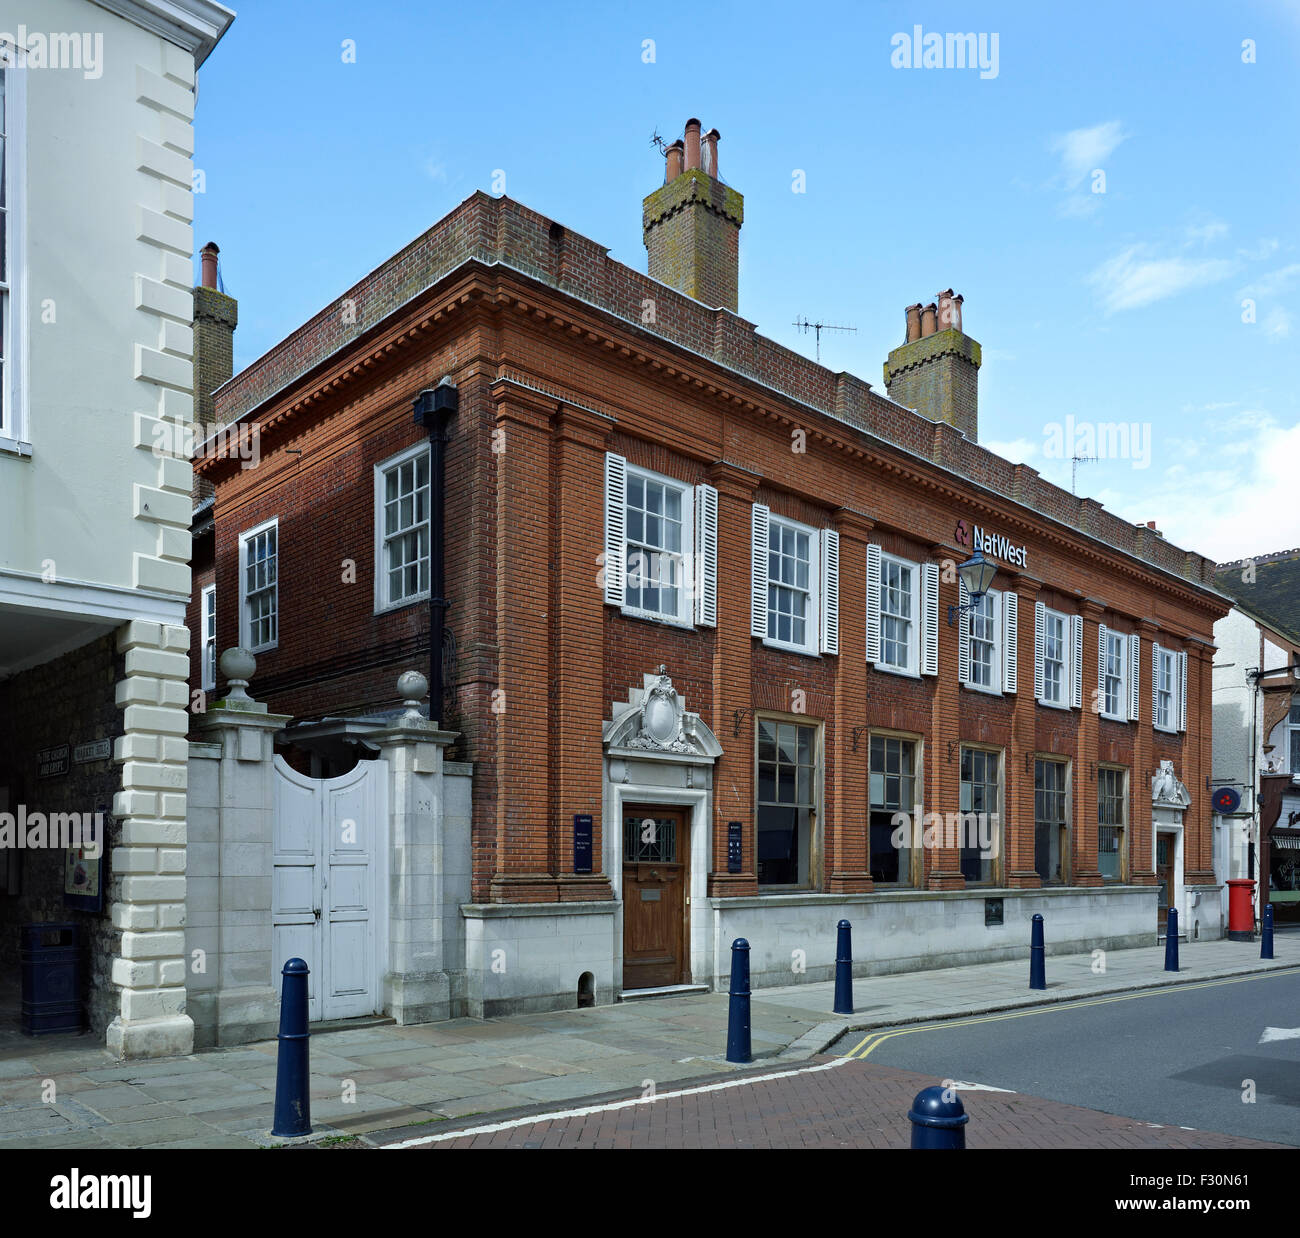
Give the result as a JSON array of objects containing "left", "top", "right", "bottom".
[
  {"left": 732, "top": 707, "right": 754, "bottom": 738},
  {"left": 851, "top": 726, "right": 869, "bottom": 753}
]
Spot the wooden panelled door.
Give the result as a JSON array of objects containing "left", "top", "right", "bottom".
[
  {"left": 622, "top": 807, "right": 688, "bottom": 990},
  {"left": 1156, "top": 833, "right": 1175, "bottom": 931}
]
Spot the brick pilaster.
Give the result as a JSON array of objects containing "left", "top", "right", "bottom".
[
  {"left": 489, "top": 384, "right": 555, "bottom": 902},
  {"left": 708, "top": 459, "right": 760, "bottom": 897},
  {"left": 1131, "top": 619, "right": 1159, "bottom": 884},
  {"left": 1006, "top": 575, "right": 1041, "bottom": 887},
  {"left": 1073, "top": 599, "right": 1105, "bottom": 887},
  {"left": 927, "top": 543, "right": 964, "bottom": 890},
  {"left": 829, "top": 508, "right": 874, "bottom": 893},
  {"left": 551, "top": 402, "right": 615, "bottom": 902}
]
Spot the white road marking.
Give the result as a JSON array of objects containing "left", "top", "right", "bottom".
[
  {"left": 1259, "top": 1026, "right": 1300, "bottom": 1043},
  {"left": 383, "top": 1057, "right": 852, "bottom": 1148},
  {"left": 947, "top": 1080, "right": 1017, "bottom": 1094}
]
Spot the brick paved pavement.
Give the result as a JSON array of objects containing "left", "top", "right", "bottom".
[{"left": 390, "top": 1057, "right": 1289, "bottom": 1150}]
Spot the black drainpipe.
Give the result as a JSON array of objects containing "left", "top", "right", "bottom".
[{"left": 412, "top": 379, "right": 457, "bottom": 725}]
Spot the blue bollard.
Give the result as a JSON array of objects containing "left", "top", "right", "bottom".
[
  {"left": 833, "top": 920, "right": 854, "bottom": 1015},
  {"left": 908, "top": 1085, "right": 968, "bottom": 1149},
  {"left": 1261, "top": 903, "right": 1275, "bottom": 960},
  {"left": 1164, "top": 908, "right": 1179, "bottom": 972},
  {"left": 726, "top": 938, "right": 751, "bottom": 1064},
  {"left": 1029, "top": 913, "right": 1046, "bottom": 990},
  {"left": 272, "top": 958, "right": 312, "bottom": 1137}
]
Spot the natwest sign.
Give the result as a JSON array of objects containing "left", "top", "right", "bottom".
[{"left": 955, "top": 519, "right": 1028, "bottom": 568}]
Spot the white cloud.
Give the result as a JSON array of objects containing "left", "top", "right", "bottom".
[
  {"left": 1087, "top": 245, "right": 1237, "bottom": 313},
  {"left": 1238, "top": 237, "right": 1279, "bottom": 261},
  {"left": 1263, "top": 306, "right": 1293, "bottom": 338},
  {"left": 1184, "top": 220, "right": 1229, "bottom": 247},
  {"left": 424, "top": 156, "right": 449, "bottom": 183},
  {"left": 1050, "top": 121, "right": 1127, "bottom": 188},
  {"left": 1241, "top": 262, "right": 1300, "bottom": 298},
  {"left": 1101, "top": 411, "right": 1300, "bottom": 560}
]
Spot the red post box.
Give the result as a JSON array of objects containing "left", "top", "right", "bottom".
[{"left": 1227, "top": 878, "right": 1256, "bottom": 941}]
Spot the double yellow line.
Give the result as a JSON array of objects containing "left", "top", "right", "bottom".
[{"left": 840, "top": 968, "right": 1300, "bottom": 1060}]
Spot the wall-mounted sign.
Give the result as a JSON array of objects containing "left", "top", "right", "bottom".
[
  {"left": 956, "top": 520, "right": 1027, "bottom": 569},
  {"left": 1212, "top": 786, "right": 1242, "bottom": 814},
  {"left": 36, "top": 745, "right": 70, "bottom": 779},
  {"left": 727, "top": 821, "right": 743, "bottom": 874},
  {"left": 573, "top": 814, "right": 593, "bottom": 874},
  {"left": 64, "top": 803, "right": 108, "bottom": 912},
  {"left": 73, "top": 740, "right": 112, "bottom": 765}
]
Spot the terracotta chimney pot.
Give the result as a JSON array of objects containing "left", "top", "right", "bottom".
[
  {"left": 665, "top": 140, "right": 684, "bottom": 181},
  {"left": 920, "top": 302, "right": 938, "bottom": 337},
  {"left": 702, "top": 128, "right": 720, "bottom": 177},
  {"left": 905, "top": 303, "right": 923, "bottom": 343},
  {"left": 200, "top": 241, "right": 219, "bottom": 289},
  {"left": 684, "top": 118, "right": 702, "bottom": 171}
]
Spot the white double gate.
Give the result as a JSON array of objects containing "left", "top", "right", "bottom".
[{"left": 272, "top": 757, "right": 388, "bottom": 1022}]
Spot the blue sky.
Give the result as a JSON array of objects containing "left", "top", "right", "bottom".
[{"left": 193, "top": 0, "right": 1300, "bottom": 563}]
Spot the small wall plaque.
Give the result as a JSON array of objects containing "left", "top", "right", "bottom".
[
  {"left": 73, "top": 740, "right": 112, "bottom": 765},
  {"left": 573, "top": 814, "right": 593, "bottom": 874},
  {"left": 37, "top": 745, "right": 70, "bottom": 779},
  {"left": 727, "top": 821, "right": 743, "bottom": 874},
  {"left": 984, "top": 897, "right": 1004, "bottom": 926}
]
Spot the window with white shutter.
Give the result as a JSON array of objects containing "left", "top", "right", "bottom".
[
  {"left": 957, "top": 578, "right": 970, "bottom": 684},
  {"left": 1034, "top": 600, "right": 1046, "bottom": 700},
  {"left": 761, "top": 512, "right": 821, "bottom": 656},
  {"left": 1100, "top": 627, "right": 1128, "bottom": 721},
  {"left": 751, "top": 504, "right": 771, "bottom": 638},
  {"left": 1127, "top": 633, "right": 1141, "bottom": 721},
  {"left": 604, "top": 456, "right": 703, "bottom": 627},
  {"left": 1070, "top": 614, "right": 1083, "bottom": 709},
  {"left": 865, "top": 543, "right": 882, "bottom": 663},
  {"left": 967, "top": 589, "right": 1000, "bottom": 694},
  {"left": 819, "top": 528, "right": 839, "bottom": 655},
  {"left": 1039, "top": 606, "right": 1069, "bottom": 708},
  {"left": 1003, "top": 590, "right": 1018, "bottom": 693},
  {"left": 694, "top": 483, "right": 718, "bottom": 627},
  {"left": 1177, "top": 649, "right": 1188, "bottom": 732},
  {"left": 877, "top": 552, "right": 919, "bottom": 674},
  {"left": 603, "top": 453, "right": 627, "bottom": 607},
  {"left": 1154, "top": 643, "right": 1179, "bottom": 731},
  {"left": 921, "top": 562, "right": 939, "bottom": 676}
]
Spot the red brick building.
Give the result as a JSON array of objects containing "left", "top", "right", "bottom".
[{"left": 193, "top": 120, "right": 1230, "bottom": 1014}]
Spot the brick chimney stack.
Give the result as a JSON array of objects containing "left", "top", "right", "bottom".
[
  {"left": 883, "top": 288, "right": 981, "bottom": 441},
  {"left": 192, "top": 242, "right": 238, "bottom": 502},
  {"left": 643, "top": 117, "right": 744, "bottom": 312}
]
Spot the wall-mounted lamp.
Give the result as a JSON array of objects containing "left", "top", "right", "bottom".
[{"left": 947, "top": 550, "right": 998, "bottom": 625}]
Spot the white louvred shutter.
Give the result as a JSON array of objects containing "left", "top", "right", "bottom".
[
  {"left": 750, "top": 504, "right": 770, "bottom": 639},
  {"left": 1003, "top": 589, "right": 1018, "bottom": 694},
  {"left": 603, "top": 453, "right": 627, "bottom": 607},
  {"left": 921, "top": 562, "right": 939, "bottom": 676},
  {"left": 1034, "top": 601, "right": 1046, "bottom": 700},
  {"left": 1177, "top": 649, "right": 1188, "bottom": 732},
  {"left": 819, "top": 528, "right": 840, "bottom": 655},
  {"left": 1070, "top": 614, "right": 1083, "bottom": 709},
  {"left": 1097, "top": 623, "right": 1109, "bottom": 705},
  {"left": 1152, "top": 642, "right": 1163, "bottom": 721},
  {"left": 865, "top": 543, "right": 883, "bottom": 664},
  {"left": 693, "top": 483, "right": 718, "bottom": 627},
  {"left": 1128, "top": 633, "right": 1140, "bottom": 721},
  {"left": 957, "top": 579, "right": 970, "bottom": 685}
]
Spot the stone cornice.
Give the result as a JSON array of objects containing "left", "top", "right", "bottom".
[{"left": 90, "top": 0, "right": 234, "bottom": 66}]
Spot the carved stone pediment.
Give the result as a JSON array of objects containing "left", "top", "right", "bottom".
[
  {"left": 603, "top": 666, "right": 723, "bottom": 761},
  {"left": 1152, "top": 759, "right": 1191, "bottom": 809}
]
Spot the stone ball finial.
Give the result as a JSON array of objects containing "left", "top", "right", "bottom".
[
  {"left": 397, "top": 670, "right": 429, "bottom": 724},
  {"left": 219, "top": 647, "right": 256, "bottom": 702}
]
